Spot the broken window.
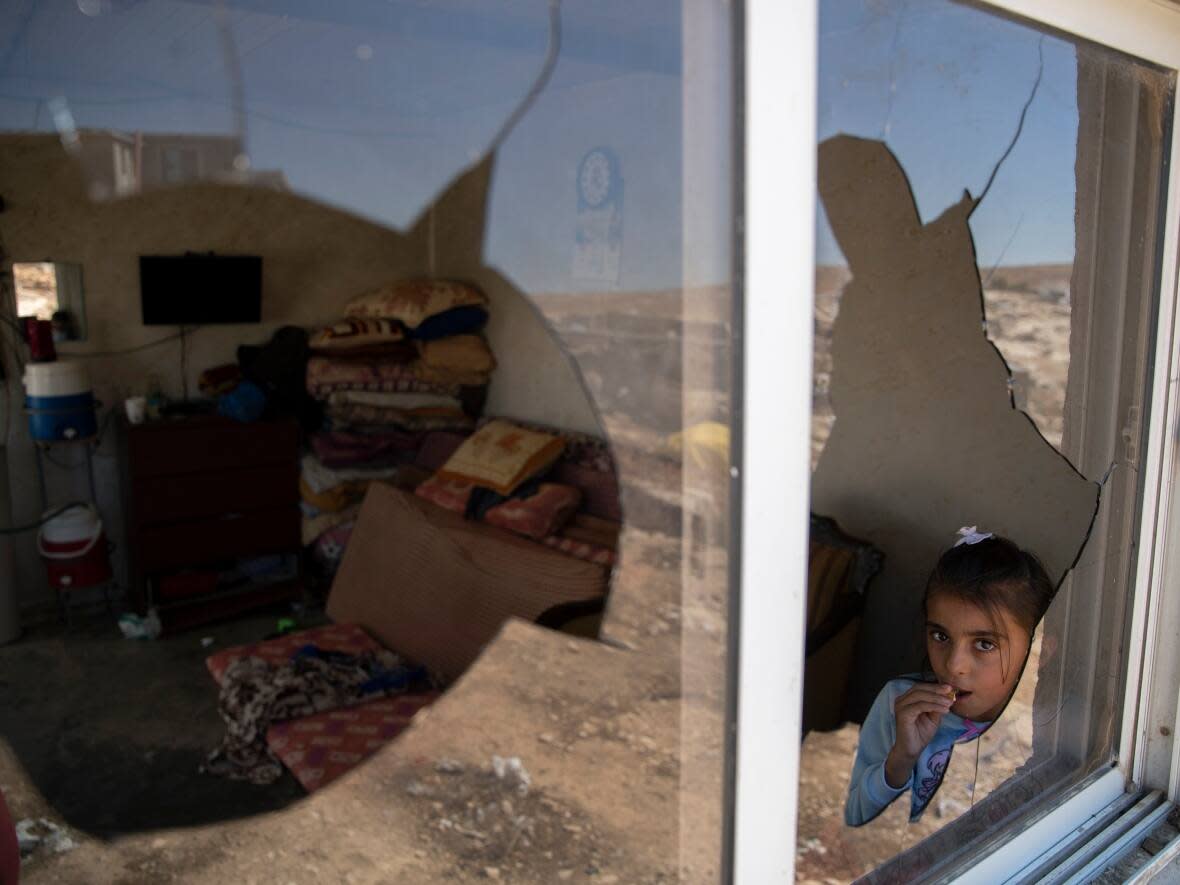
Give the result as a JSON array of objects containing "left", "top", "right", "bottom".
[
  {"left": 0, "top": 1, "right": 736, "bottom": 881},
  {"left": 805, "top": 0, "right": 1174, "bottom": 879}
]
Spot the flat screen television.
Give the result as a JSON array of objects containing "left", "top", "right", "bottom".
[{"left": 139, "top": 253, "right": 262, "bottom": 325}]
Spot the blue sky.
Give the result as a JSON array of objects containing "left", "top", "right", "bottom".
[
  {"left": 0, "top": 0, "right": 1077, "bottom": 292},
  {"left": 818, "top": 0, "right": 1079, "bottom": 268}
]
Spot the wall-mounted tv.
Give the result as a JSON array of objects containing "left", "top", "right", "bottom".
[{"left": 139, "top": 253, "right": 262, "bottom": 325}]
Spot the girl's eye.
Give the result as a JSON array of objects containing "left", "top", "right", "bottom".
[
  {"left": 975, "top": 639, "right": 997, "bottom": 652},
  {"left": 929, "top": 630, "right": 948, "bottom": 643}
]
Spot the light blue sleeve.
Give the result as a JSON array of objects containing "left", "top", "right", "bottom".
[{"left": 844, "top": 680, "right": 913, "bottom": 827}]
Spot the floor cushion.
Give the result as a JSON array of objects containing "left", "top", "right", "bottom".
[
  {"left": 266, "top": 692, "right": 439, "bottom": 792},
  {"left": 205, "top": 622, "right": 381, "bottom": 685}
]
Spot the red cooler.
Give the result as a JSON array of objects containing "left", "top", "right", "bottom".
[{"left": 38, "top": 505, "right": 112, "bottom": 591}]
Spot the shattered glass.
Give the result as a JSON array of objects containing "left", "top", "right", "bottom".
[
  {"left": 807, "top": 0, "right": 1174, "bottom": 880},
  {"left": 0, "top": 0, "right": 735, "bottom": 880}
]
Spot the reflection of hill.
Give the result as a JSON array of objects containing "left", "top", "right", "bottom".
[
  {"left": 542, "top": 263, "right": 1073, "bottom": 468},
  {"left": 534, "top": 286, "right": 731, "bottom": 438},
  {"left": 533, "top": 285, "right": 733, "bottom": 565}
]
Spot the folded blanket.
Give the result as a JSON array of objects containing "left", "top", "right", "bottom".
[
  {"left": 326, "top": 398, "right": 475, "bottom": 434},
  {"left": 415, "top": 477, "right": 582, "bottom": 542},
  {"left": 344, "top": 279, "right": 487, "bottom": 330},
  {"left": 437, "top": 419, "right": 565, "bottom": 496},
  {"left": 415, "top": 335, "right": 496, "bottom": 374},
  {"left": 484, "top": 483, "right": 581, "bottom": 540},
  {"left": 307, "top": 356, "right": 490, "bottom": 399},
  {"left": 329, "top": 390, "right": 464, "bottom": 410},
  {"left": 202, "top": 647, "right": 427, "bottom": 784},
  {"left": 310, "top": 430, "right": 423, "bottom": 470},
  {"left": 309, "top": 317, "right": 407, "bottom": 352},
  {"left": 301, "top": 453, "right": 410, "bottom": 494},
  {"left": 313, "top": 342, "right": 418, "bottom": 361},
  {"left": 478, "top": 417, "right": 614, "bottom": 473}
]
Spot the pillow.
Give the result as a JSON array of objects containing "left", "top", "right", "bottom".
[
  {"left": 416, "top": 335, "right": 496, "bottom": 374},
  {"left": 343, "top": 280, "right": 487, "bottom": 329},
  {"left": 409, "top": 305, "right": 489, "bottom": 340},
  {"left": 484, "top": 483, "right": 582, "bottom": 540},
  {"left": 309, "top": 318, "right": 407, "bottom": 351},
  {"left": 413, "top": 474, "right": 473, "bottom": 513},
  {"left": 436, "top": 419, "right": 565, "bottom": 496}
]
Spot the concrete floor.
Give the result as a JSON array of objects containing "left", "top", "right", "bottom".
[{"left": 0, "top": 606, "right": 306, "bottom": 840}]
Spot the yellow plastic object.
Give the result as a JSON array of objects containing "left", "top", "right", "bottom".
[{"left": 665, "top": 421, "right": 731, "bottom": 472}]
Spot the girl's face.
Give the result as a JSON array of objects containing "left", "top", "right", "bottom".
[{"left": 925, "top": 591, "right": 1032, "bottom": 722}]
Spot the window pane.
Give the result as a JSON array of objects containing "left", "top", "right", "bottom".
[
  {"left": 805, "top": 0, "right": 1174, "bottom": 879},
  {"left": 0, "top": 2, "right": 735, "bottom": 881}
]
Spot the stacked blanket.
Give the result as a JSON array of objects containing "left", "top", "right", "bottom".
[{"left": 301, "top": 280, "right": 497, "bottom": 578}]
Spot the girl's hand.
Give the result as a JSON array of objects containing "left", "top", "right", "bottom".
[{"left": 883, "top": 684, "right": 955, "bottom": 788}]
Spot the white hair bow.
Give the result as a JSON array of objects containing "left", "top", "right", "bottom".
[{"left": 954, "top": 526, "right": 994, "bottom": 547}]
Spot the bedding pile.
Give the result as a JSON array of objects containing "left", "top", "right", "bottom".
[
  {"left": 301, "top": 280, "right": 497, "bottom": 577},
  {"left": 415, "top": 417, "right": 621, "bottom": 567},
  {"left": 202, "top": 643, "right": 431, "bottom": 784}
]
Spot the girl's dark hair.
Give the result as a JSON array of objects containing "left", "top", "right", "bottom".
[{"left": 924, "top": 535, "right": 1054, "bottom": 635}]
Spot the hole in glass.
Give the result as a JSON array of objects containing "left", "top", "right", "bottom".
[{"left": 802, "top": 0, "right": 1173, "bottom": 879}]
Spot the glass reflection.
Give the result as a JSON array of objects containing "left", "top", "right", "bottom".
[{"left": 0, "top": 1, "right": 733, "bottom": 881}]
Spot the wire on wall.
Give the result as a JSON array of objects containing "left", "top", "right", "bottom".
[
  {"left": 80, "top": 326, "right": 202, "bottom": 358},
  {"left": 0, "top": 499, "right": 91, "bottom": 535}
]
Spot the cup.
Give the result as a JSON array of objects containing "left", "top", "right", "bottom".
[{"left": 124, "top": 396, "right": 147, "bottom": 425}]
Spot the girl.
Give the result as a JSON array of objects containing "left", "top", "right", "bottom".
[{"left": 844, "top": 527, "right": 1054, "bottom": 827}]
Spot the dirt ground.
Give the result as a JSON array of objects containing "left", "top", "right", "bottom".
[{"left": 0, "top": 610, "right": 305, "bottom": 872}]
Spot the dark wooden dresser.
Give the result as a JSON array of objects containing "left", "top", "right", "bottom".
[{"left": 119, "top": 414, "right": 301, "bottom": 630}]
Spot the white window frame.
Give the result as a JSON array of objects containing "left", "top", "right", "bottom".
[{"left": 735, "top": 0, "right": 1180, "bottom": 881}]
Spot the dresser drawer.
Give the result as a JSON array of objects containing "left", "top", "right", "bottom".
[
  {"left": 127, "top": 418, "right": 298, "bottom": 478},
  {"left": 136, "top": 507, "right": 300, "bottom": 572},
  {"left": 131, "top": 464, "right": 298, "bottom": 526}
]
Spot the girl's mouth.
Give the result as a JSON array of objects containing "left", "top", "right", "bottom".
[{"left": 953, "top": 689, "right": 973, "bottom": 702}]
